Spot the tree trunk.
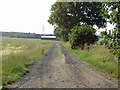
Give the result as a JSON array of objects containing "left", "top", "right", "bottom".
[{"left": 81, "top": 43, "right": 85, "bottom": 50}]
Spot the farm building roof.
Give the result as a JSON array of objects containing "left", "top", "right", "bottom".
[{"left": 41, "top": 36, "right": 56, "bottom": 38}]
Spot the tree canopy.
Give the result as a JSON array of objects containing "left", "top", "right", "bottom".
[{"left": 48, "top": 2, "right": 107, "bottom": 30}]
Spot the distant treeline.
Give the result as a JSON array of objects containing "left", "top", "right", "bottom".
[{"left": 0, "top": 32, "right": 53, "bottom": 39}]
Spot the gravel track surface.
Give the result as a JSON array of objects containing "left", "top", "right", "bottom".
[{"left": 9, "top": 43, "right": 118, "bottom": 88}]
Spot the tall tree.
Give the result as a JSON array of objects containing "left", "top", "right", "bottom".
[
  {"left": 54, "top": 27, "right": 69, "bottom": 41},
  {"left": 48, "top": 2, "right": 107, "bottom": 30},
  {"left": 54, "top": 27, "right": 62, "bottom": 38},
  {"left": 100, "top": 2, "right": 120, "bottom": 60}
]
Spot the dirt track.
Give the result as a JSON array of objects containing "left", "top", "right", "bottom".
[{"left": 9, "top": 43, "right": 118, "bottom": 88}]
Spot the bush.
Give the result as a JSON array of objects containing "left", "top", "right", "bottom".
[
  {"left": 69, "top": 25, "right": 98, "bottom": 49},
  {"left": 54, "top": 27, "right": 69, "bottom": 42},
  {"left": 99, "top": 40, "right": 104, "bottom": 45}
]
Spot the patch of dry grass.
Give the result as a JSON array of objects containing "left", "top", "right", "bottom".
[
  {"left": 58, "top": 44, "right": 63, "bottom": 59},
  {"left": 62, "top": 42, "right": 118, "bottom": 78},
  {"left": 1, "top": 37, "right": 56, "bottom": 86}
]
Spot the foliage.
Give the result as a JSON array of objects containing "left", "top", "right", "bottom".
[
  {"left": 54, "top": 27, "right": 69, "bottom": 41},
  {"left": 99, "top": 39, "right": 104, "bottom": 45},
  {"left": 1, "top": 32, "right": 54, "bottom": 39},
  {"left": 62, "top": 42, "right": 118, "bottom": 78},
  {"left": 69, "top": 25, "right": 98, "bottom": 49},
  {"left": 49, "top": 2, "right": 107, "bottom": 41},
  {"left": 100, "top": 2, "right": 120, "bottom": 61},
  {"left": 54, "top": 27, "right": 63, "bottom": 38},
  {"left": 1, "top": 32, "right": 41, "bottom": 39},
  {"left": 48, "top": 2, "right": 106, "bottom": 29}
]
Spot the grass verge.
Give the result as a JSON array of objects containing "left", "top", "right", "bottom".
[
  {"left": 1, "top": 37, "right": 56, "bottom": 86},
  {"left": 58, "top": 44, "right": 63, "bottom": 59},
  {"left": 62, "top": 42, "right": 118, "bottom": 78}
]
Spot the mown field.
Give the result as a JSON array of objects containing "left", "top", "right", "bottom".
[
  {"left": 1, "top": 37, "right": 56, "bottom": 86},
  {"left": 62, "top": 42, "right": 118, "bottom": 78}
]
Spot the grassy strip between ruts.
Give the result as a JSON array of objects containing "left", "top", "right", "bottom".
[
  {"left": 1, "top": 37, "right": 56, "bottom": 87},
  {"left": 62, "top": 42, "right": 118, "bottom": 78},
  {"left": 58, "top": 44, "right": 63, "bottom": 59}
]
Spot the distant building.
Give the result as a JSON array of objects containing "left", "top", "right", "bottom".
[{"left": 41, "top": 36, "right": 57, "bottom": 41}]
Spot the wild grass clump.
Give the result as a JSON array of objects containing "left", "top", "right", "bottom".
[
  {"left": 58, "top": 44, "right": 63, "bottom": 59},
  {"left": 62, "top": 42, "right": 118, "bottom": 78},
  {"left": 1, "top": 37, "right": 56, "bottom": 86}
]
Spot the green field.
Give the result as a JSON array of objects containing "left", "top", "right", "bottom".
[
  {"left": 1, "top": 37, "right": 56, "bottom": 86},
  {"left": 62, "top": 42, "right": 118, "bottom": 78}
]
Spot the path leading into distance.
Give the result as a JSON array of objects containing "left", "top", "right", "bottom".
[{"left": 9, "top": 43, "right": 118, "bottom": 88}]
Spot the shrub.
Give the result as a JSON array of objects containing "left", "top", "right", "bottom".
[{"left": 69, "top": 25, "right": 98, "bottom": 49}]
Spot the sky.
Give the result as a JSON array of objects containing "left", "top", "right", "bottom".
[
  {"left": 0, "top": 0, "right": 56, "bottom": 34},
  {"left": 0, "top": 0, "right": 115, "bottom": 35}
]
